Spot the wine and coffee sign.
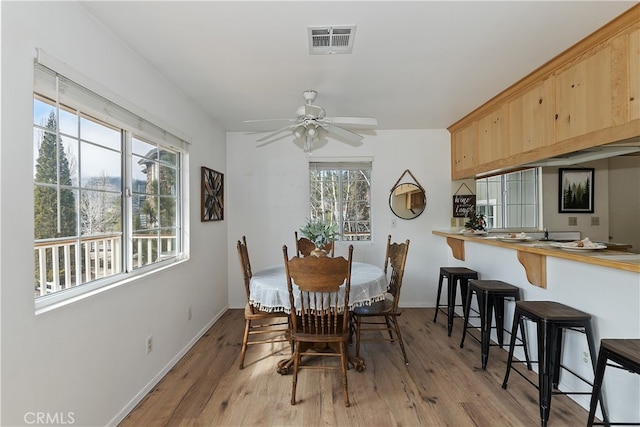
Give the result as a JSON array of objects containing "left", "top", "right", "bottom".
[{"left": 453, "top": 194, "right": 476, "bottom": 218}]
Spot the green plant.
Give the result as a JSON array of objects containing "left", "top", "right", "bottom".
[
  {"left": 464, "top": 207, "right": 487, "bottom": 231},
  {"left": 299, "top": 218, "right": 339, "bottom": 248}
]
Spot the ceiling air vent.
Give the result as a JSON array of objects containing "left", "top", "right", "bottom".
[{"left": 308, "top": 26, "right": 356, "bottom": 55}]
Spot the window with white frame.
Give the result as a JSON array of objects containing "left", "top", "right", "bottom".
[
  {"left": 33, "top": 62, "right": 188, "bottom": 306},
  {"left": 309, "top": 161, "right": 372, "bottom": 241},
  {"left": 475, "top": 168, "right": 539, "bottom": 229}
]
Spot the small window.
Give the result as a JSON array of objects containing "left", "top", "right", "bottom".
[
  {"left": 475, "top": 168, "right": 539, "bottom": 229},
  {"left": 309, "top": 161, "right": 372, "bottom": 241}
]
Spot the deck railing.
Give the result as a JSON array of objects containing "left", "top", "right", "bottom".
[{"left": 34, "top": 233, "right": 175, "bottom": 297}]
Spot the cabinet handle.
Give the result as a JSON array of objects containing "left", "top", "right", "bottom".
[{"left": 555, "top": 114, "right": 558, "bottom": 120}]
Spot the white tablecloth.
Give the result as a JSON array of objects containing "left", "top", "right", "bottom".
[{"left": 249, "top": 262, "right": 388, "bottom": 314}]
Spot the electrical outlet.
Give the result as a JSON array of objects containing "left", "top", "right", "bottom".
[
  {"left": 146, "top": 336, "right": 153, "bottom": 354},
  {"left": 591, "top": 216, "right": 600, "bottom": 226},
  {"left": 450, "top": 218, "right": 457, "bottom": 228},
  {"left": 569, "top": 216, "right": 578, "bottom": 226},
  {"left": 582, "top": 350, "right": 589, "bottom": 365},
  {"left": 188, "top": 306, "right": 192, "bottom": 321}
]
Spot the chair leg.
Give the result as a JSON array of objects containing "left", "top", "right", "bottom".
[
  {"left": 447, "top": 278, "right": 458, "bottom": 336},
  {"left": 459, "top": 285, "right": 474, "bottom": 348},
  {"left": 340, "top": 341, "right": 350, "bottom": 407},
  {"left": 584, "top": 322, "right": 609, "bottom": 425},
  {"left": 587, "top": 346, "right": 609, "bottom": 427},
  {"left": 385, "top": 316, "right": 394, "bottom": 341},
  {"left": 390, "top": 314, "right": 409, "bottom": 365},
  {"left": 291, "top": 346, "right": 300, "bottom": 405},
  {"left": 355, "top": 316, "right": 362, "bottom": 358},
  {"left": 480, "top": 292, "right": 493, "bottom": 370},
  {"left": 502, "top": 309, "right": 521, "bottom": 389},
  {"left": 538, "top": 321, "right": 554, "bottom": 427},
  {"left": 239, "top": 318, "right": 251, "bottom": 369},
  {"left": 433, "top": 273, "right": 445, "bottom": 322}
]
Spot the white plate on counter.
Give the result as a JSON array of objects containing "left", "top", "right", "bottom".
[
  {"left": 495, "top": 236, "right": 534, "bottom": 242},
  {"left": 550, "top": 242, "right": 607, "bottom": 252}
]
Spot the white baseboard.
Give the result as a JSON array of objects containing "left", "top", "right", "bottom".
[{"left": 107, "top": 306, "right": 229, "bottom": 426}]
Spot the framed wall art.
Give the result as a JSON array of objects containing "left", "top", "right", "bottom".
[
  {"left": 559, "top": 168, "right": 594, "bottom": 213},
  {"left": 201, "top": 166, "right": 223, "bottom": 221}
]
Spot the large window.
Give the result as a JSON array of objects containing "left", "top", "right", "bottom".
[
  {"left": 309, "top": 161, "right": 371, "bottom": 241},
  {"left": 475, "top": 168, "right": 539, "bottom": 229},
  {"left": 33, "top": 62, "right": 187, "bottom": 308}
]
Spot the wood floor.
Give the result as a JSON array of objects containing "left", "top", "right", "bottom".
[{"left": 120, "top": 308, "right": 595, "bottom": 426}]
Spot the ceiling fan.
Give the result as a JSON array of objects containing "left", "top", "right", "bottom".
[{"left": 245, "top": 90, "right": 378, "bottom": 151}]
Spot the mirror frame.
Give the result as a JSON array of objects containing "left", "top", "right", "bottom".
[{"left": 389, "top": 182, "right": 426, "bottom": 220}]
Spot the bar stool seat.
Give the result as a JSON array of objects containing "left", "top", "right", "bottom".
[
  {"left": 459, "top": 279, "right": 530, "bottom": 370},
  {"left": 502, "top": 300, "right": 608, "bottom": 427},
  {"left": 588, "top": 339, "right": 640, "bottom": 426},
  {"left": 433, "top": 267, "right": 478, "bottom": 336}
]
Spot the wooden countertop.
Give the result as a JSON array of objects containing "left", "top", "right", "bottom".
[{"left": 432, "top": 231, "right": 640, "bottom": 288}]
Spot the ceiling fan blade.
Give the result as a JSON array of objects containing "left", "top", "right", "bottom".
[
  {"left": 324, "top": 123, "right": 364, "bottom": 144},
  {"left": 324, "top": 116, "right": 378, "bottom": 129},
  {"left": 244, "top": 118, "right": 295, "bottom": 125},
  {"left": 256, "top": 125, "right": 293, "bottom": 142}
]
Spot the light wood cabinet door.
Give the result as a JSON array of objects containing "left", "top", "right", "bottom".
[
  {"left": 509, "top": 78, "right": 555, "bottom": 155},
  {"left": 477, "top": 104, "right": 509, "bottom": 164},
  {"left": 629, "top": 28, "right": 639, "bottom": 121},
  {"left": 554, "top": 33, "right": 632, "bottom": 142},
  {"left": 451, "top": 122, "right": 477, "bottom": 178}
]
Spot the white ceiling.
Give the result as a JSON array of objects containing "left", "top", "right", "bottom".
[{"left": 79, "top": 1, "right": 637, "bottom": 135}]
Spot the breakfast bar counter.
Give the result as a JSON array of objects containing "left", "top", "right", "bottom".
[{"left": 432, "top": 231, "right": 640, "bottom": 288}]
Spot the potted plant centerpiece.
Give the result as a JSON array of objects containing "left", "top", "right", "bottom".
[
  {"left": 464, "top": 206, "right": 487, "bottom": 234},
  {"left": 299, "top": 218, "right": 339, "bottom": 257}
]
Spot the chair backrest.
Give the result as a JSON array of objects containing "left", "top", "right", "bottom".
[
  {"left": 236, "top": 236, "right": 253, "bottom": 304},
  {"left": 383, "top": 235, "right": 410, "bottom": 311},
  {"left": 283, "top": 245, "right": 353, "bottom": 336},
  {"left": 294, "top": 231, "right": 335, "bottom": 257}
]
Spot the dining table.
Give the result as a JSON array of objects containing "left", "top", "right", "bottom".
[{"left": 249, "top": 261, "right": 388, "bottom": 374}]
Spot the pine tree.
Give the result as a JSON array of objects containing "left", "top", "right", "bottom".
[{"left": 34, "top": 112, "right": 76, "bottom": 239}]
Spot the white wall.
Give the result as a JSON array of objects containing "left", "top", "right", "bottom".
[
  {"left": 226, "top": 130, "right": 453, "bottom": 310},
  {"left": 1, "top": 3, "right": 227, "bottom": 426},
  {"left": 608, "top": 156, "right": 640, "bottom": 253},
  {"left": 542, "top": 160, "right": 610, "bottom": 241}
]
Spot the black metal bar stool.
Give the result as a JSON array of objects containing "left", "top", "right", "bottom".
[
  {"left": 459, "top": 279, "right": 531, "bottom": 370},
  {"left": 433, "top": 267, "right": 478, "bottom": 336},
  {"left": 588, "top": 339, "right": 640, "bottom": 426},
  {"left": 502, "top": 301, "right": 608, "bottom": 427}
]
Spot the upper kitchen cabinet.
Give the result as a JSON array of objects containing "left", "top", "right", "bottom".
[
  {"left": 508, "top": 77, "right": 555, "bottom": 157},
  {"left": 448, "top": 4, "right": 639, "bottom": 180},
  {"left": 477, "top": 104, "right": 509, "bottom": 165},
  {"left": 451, "top": 121, "right": 478, "bottom": 175},
  {"left": 554, "top": 30, "right": 632, "bottom": 142}
]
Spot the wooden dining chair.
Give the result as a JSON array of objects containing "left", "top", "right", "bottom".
[
  {"left": 353, "top": 235, "right": 410, "bottom": 365},
  {"left": 294, "top": 231, "right": 335, "bottom": 257},
  {"left": 237, "top": 236, "right": 291, "bottom": 369},
  {"left": 283, "top": 244, "right": 354, "bottom": 407}
]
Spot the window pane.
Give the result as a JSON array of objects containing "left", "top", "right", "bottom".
[
  {"left": 80, "top": 116, "right": 120, "bottom": 151},
  {"left": 34, "top": 186, "right": 78, "bottom": 240},
  {"left": 309, "top": 163, "right": 371, "bottom": 241},
  {"left": 80, "top": 142, "right": 121, "bottom": 186},
  {"left": 132, "top": 137, "right": 156, "bottom": 158},
  {"left": 80, "top": 189, "right": 121, "bottom": 236}
]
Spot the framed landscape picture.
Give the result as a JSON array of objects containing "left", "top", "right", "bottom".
[
  {"left": 559, "top": 168, "right": 594, "bottom": 213},
  {"left": 201, "top": 166, "right": 223, "bottom": 221}
]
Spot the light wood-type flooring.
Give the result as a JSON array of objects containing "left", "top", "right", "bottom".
[{"left": 120, "top": 308, "right": 597, "bottom": 426}]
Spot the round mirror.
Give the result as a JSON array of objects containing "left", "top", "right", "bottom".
[{"left": 389, "top": 183, "right": 426, "bottom": 219}]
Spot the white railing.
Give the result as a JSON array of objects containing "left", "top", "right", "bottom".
[{"left": 34, "top": 233, "right": 175, "bottom": 297}]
